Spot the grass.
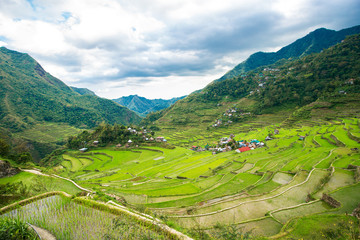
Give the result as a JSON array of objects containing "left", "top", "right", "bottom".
[
  {"left": 13, "top": 122, "right": 82, "bottom": 144},
  {"left": 279, "top": 214, "right": 359, "bottom": 239}
]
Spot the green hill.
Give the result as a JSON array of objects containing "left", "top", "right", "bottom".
[
  {"left": 0, "top": 47, "right": 141, "bottom": 159},
  {"left": 217, "top": 25, "right": 360, "bottom": 82},
  {"left": 0, "top": 47, "right": 141, "bottom": 131},
  {"left": 70, "top": 86, "right": 97, "bottom": 96},
  {"left": 143, "top": 34, "right": 360, "bottom": 146},
  {"left": 113, "top": 94, "right": 185, "bottom": 117}
]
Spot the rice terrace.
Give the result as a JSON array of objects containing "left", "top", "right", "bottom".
[
  {"left": 1, "top": 8, "right": 360, "bottom": 240},
  {"left": 2, "top": 115, "right": 360, "bottom": 239}
]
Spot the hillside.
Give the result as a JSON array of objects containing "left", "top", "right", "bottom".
[
  {"left": 0, "top": 47, "right": 141, "bottom": 159},
  {"left": 113, "top": 94, "right": 185, "bottom": 117},
  {"left": 70, "top": 86, "right": 97, "bottom": 96},
  {"left": 217, "top": 25, "right": 360, "bottom": 82},
  {"left": 143, "top": 34, "right": 360, "bottom": 147}
]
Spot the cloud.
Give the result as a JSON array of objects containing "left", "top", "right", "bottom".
[{"left": 0, "top": 0, "right": 359, "bottom": 98}]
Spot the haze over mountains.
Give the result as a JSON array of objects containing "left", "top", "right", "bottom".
[{"left": 113, "top": 95, "right": 186, "bottom": 117}]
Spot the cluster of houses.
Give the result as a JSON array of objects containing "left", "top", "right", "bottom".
[
  {"left": 212, "top": 108, "right": 252, "bottom": 128},
  {"left": 191, "top": 129, "right": 282, "bottom": 154},
  {"left": 78, "top": 127, "right": 167, "bottom": 152},
  {"left": 190, "top": 135, "right": 268, "bottom": 154}
]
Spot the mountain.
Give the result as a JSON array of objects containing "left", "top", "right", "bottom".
[
  {"left": 217, "top": 25, "right": 360, "bottom": 82},
  {"left": 113, "top": 95, "right": 185, "bottom": 117},
  {"left": 71, "top": 86, "right": 97, "bottom": 96},
  {"left": 0, "top": 47, "right": 141, "bottom": 159},
  {"left": 0, "top": 46, "right": 141, "bottom": 131},
  {"left": 142, "top": 33, "right": 360, "bottom": 133}
]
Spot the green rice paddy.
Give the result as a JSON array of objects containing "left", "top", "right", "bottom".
[{"left": 2, "top": 117, "right": 360, "bottom": 239}]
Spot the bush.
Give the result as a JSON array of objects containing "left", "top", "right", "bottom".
[{"left": 0, "top": 218, "right": 37, "bottom": 240}]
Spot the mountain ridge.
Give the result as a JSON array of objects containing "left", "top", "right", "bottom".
[
  {"left": 142, "top": 33, "right": 360, "bottom": 132},
  {"left": 113, "top": 94, "right": 185, "bottom": 117},
  {"left": 217, "top": 25, "right": 360, "bottom": 82}
]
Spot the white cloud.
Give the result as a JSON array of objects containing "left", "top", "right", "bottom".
[{"left": 0, "top": 0, "right": 359, "bottom": 99}]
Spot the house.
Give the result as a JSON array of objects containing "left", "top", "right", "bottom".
[
  {"left": 299, "top": 136, "right": 305, "bottom": 140},
  {"left": 156, "top": 137, "right": 167, "bottom": 142},
  {"left": 116, "top": 144, "right": 122, "bottom": 148},
  {"left": 265, "top": 136, "right": 272, "bottom": 141},
  {"left": 238, "top": 146, "right": 251, "bottom": 152},
  {"left": 128, "top": 139, "right": 133, "bottom": 143},
  {"left": 191, "top": 146, "right": 198, "bottom": 151},
  {"left": 93, "top": 141, "right": 99, "bottom": 146},
  {"left": 149, "top": 137, "right": 155, "bottom": 141},
  {"left": 79, "top": 148, "right": 88, "bottom": 152}
]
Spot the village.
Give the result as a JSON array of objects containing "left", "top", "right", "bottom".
[
  {"left": 78, "top": 127, "right": 168, "bottom": 152},
  {"left": 190, "top": 129, "right": 284, "bottom": 154}
]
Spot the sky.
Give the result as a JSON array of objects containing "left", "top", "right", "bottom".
[{"left": 0, "top": 0, "right": 359, "bottom": 99}]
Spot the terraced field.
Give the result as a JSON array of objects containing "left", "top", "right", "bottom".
[{"left": 53, "top": 117, "right": 360, "bottom": 238}]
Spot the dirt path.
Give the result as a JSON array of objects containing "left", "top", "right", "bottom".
[
  {"left": 107, "top": 201, "right": 193, "bottom": 240},
  {"left": 20, "top": 169, "right": 192, "bottom": 239},
  {"left": 28, "top": 223, "right": 57, "bottom": 240},
  {"left": 21, "top": 169, "right": 93, "bottom": 193}
]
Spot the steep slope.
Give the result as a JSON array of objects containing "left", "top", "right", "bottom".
[
  {"left": 144, "top": 34, "right": 360, "bottom": 140},
  {"left": 113, "top": 94, "right": 185, "bottom": 117},
  {"left": 70, "top": 86, "right": 97, "bottom": 96},
  {"left": 217, "top": 25, "right": 360, "bottom": 82},
  {"left": 0, "top": 47, "right": 141, "bottom": 132},
  {"left": 0, "top": 47, "right": 141, "bottom": 160}
]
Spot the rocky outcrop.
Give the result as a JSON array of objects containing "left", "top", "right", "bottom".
[
  {"left": 352, "top": 203, "right": 360, "bottom": 219},
  {"left": 0, "top": 160, "right": 20, "bottom": 178},
  {"left": 321, "top": 193, "right": 341, "bottom": 208}
]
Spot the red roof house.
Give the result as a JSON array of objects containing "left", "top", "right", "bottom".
[{"left": 238, "top": 146, "right": 251, "bottom": 152}]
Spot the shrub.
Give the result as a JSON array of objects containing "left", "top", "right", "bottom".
[{"left": 0, "top": 218, "right": 37, "bottom": 240}]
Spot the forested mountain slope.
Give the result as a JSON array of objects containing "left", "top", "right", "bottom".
[
  {"left": 217, "top": 25, "right": 360, "bottom": 82},
  {"left": 0, "top": 47, "right": 141, "bottom": 132},
  {"left": 143, "top": 34, "right": 360, "bottom": 132}
]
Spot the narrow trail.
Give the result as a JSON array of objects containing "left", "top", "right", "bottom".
[
  {"left": 21, "top": 169, "right": 93, "bottom": 193},
  {"left": 107, "top": 201, "right": 193, "bottom": 240},
  {"left": 28, "top": 223, "right": 57, "bottom": 240},
  {"left": 19, "top": 169, "right": 193, "bottom": 239}
]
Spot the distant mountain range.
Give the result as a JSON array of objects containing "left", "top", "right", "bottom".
[
  {"left": 0, "top": 47, "right": 141, "bottom": 131},
  {"left": 217, "top": 25, "right": 360, "bottom": 82},
  {"left": 113, "top": 95, "right": 186, "bottom": 117}
]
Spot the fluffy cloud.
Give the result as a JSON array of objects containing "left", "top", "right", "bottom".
[{"left": 0, "top": 0, "right": 359, "bottom": 98}]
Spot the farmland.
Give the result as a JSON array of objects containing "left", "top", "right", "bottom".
[
  {"left": 1, "top": 117, "right": 359, "bottom": 239},
  {"left": 48, "top": 117, "right": 360, "bottom": 238}
]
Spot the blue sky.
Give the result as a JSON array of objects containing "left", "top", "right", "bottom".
[{"left": 0, "top": 0, "right": 359, "bottom": 99}]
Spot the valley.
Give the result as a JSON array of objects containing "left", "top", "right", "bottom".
[{"left": 1, "top": 29, "right": 360, "bottom": 239}]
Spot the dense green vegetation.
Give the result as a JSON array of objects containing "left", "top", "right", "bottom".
[
  {"left": 0, "top": 47, "right": 141, "bottom": 130},
  {"left": 0, "top": 218, "right": 38, "bottom": 240},
  {"left": 0, "top": 47, "right": 141, "bottom": 160},
  {"left": 70, "top": 86, "right": 96, "bottom": 96},
  {"left": 218, "top": 25, "right": 360, "bottom": 81}
]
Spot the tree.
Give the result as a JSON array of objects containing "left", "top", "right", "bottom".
[
  {"left": 0, "top": 139, "right": 10, "bottom": 156},
  {"left": 17, "top": 152, "right": 32, "bottom": 163}
]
